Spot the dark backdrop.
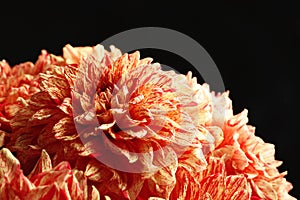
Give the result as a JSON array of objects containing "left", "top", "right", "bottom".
[{"left": 1, "top": 1, "right": 299, "bottom": 198}]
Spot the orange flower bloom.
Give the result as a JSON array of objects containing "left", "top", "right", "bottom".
[
  {"left": 1, "top": 44, "right": 296, "bottom": 199},
  {"left": 7, "top": 44, "right": 218, "bottom": 199}
]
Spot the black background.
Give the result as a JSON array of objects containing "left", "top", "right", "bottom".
[{"left": 1, "top": 1, "right": 299, "bottom": 198}]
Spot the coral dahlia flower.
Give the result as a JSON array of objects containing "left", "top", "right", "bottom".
[{"left": 0, "top": 44, "right": 296, "bottom": 200}]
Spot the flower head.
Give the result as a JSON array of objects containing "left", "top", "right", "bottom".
[{"left": 0, "top": 44, "right": 296, "bottom": 200}]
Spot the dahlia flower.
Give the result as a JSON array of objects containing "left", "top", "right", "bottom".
[{"left": 0, "top": 44, "right": 296, "bottom": 200}]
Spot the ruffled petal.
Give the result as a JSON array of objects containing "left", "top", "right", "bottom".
[{"left": 0, "top": 148, "right": 34, "bottom": 199}]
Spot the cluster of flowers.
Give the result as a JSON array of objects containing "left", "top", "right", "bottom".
[{"left": 0, "top": 44, "right": 296, "bottom": 199}]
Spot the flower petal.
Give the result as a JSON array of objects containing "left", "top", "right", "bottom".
[
  {"left": 27, "top": 149, "right": 52, "bottom": 179},
  {"left": 0, "top": 148, "right": 34, "bottom": 198}
]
